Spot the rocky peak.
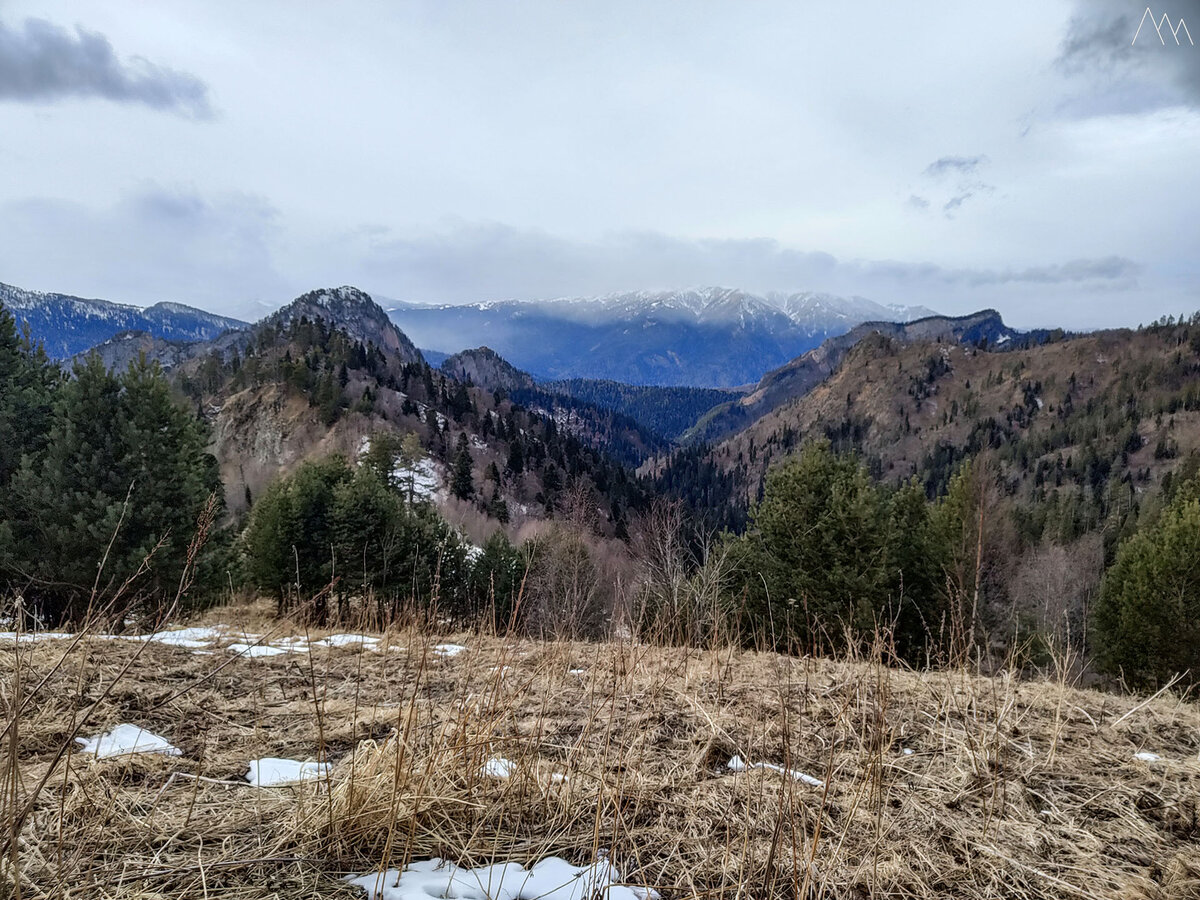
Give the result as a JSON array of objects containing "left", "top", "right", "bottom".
[
  {"left": 265, "top": 286, "right": 423, "bottom": 364},
  {"left": 441, "top": 346, "right": 535, "bottom": 392}
]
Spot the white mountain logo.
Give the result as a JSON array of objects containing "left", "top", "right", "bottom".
[{"left": 1132, "top": 7, "right": 1194, "bottom": 45}]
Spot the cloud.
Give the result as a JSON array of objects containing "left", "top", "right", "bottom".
[
  {"left": 921, "top": 155, "right": 993, "bottom": 215},
  {"left": 0, "top": 186, "right": 287, "bottom": 314},
  {"left": 924, "top": 155, "right": 988, "bottom": 177},
  {"left": 0, "top": 17, "right": 212, "bottom": 118},
  {"left": 1056, "top": 0, "right": 1200, "bottom": 114},
  {"left": 347, "top": 221, "right": 1141, "bottom": 307},
  {"left": 943, "top": 193, "right": 973, "bottom": 214},
  {"left": 864, "top": 254, "right": 1143, "bottom": 287}
]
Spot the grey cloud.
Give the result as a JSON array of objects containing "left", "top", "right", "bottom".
[
  {"left": 924, "top": 155, "right": 988, "bottom": 178},
  {"left": 864, "top": 254, "right": 1143, "bottom": 287},
  {"left": 943, "top": 193, "right": 973, "bottom": 214},
  {"left": 350, "top": 222, "right": 1141, "bottom": 307},
  {"left": 0, "top": 187, "right": 286, "bottom": 315},
  {"left": 906, "top": 195, "right": 930, "bottom": 210},
  {"left": 0, "top": 18, "right": 212, "bottom": 118},
  {"left": 1057, "top": 0, "right": 1200, "bottom": 112}
]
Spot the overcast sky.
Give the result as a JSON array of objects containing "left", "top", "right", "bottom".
[{"left": 0, "top": 0, "right": 1197, "bottom": 328}]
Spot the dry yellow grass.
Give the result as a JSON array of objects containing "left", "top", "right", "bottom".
[{"left": 1, "top": 602, "right": 1198, "bottom": 899}]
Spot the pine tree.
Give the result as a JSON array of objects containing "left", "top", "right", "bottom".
[
  {"left": 1094, "top": 475, "right": 1200, "bottom": 687},
  {"left": 10, "top": 354, "right": 222, "bottom": 622},
  {"left": 451, "top": 433, "right": 475, "bottom": 500}
]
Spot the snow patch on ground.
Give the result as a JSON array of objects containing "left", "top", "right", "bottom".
[
  {"left": 728, "top": 755, "right": 823, "bottom": 788},
  {"left": 313, "top": 633, "right": 381, "bottom": 649},
  {"left": 77, "top": 724, "right": 181, "bottom": 759},
  {"left": 1134, "top": 751, "right": 1161, "bottom": 762},
  {"left": 227, "top": 642, "right": 289, "bottom": 658},
  {"left": 433, "top": 643, "right": 468, "bottom": 657},
  {"left": 0, "top": 631, "right": 74, "bottom": 643},
  {"left": 347, "top": 856, "right": 656, "bottom": 900},
  {"left": 480, "top": 757, "right": 516, "bottom": 778},
  {"left": 393, "top": 456, "right": 444, "bottom": 502},
  {"left": 124, "top": 626, "right": 226, "bottom": 649},
  {"left": 246, "top": 757, "right": 330, "bottom": 786}
]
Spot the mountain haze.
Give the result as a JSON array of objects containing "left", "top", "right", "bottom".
[{"left": 387, "top": 287, "right": 937, "bottom": 387}]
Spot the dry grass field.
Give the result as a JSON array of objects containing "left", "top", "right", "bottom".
[{"left": 2, "top": 602, "right": 1198, "bottom": 899}]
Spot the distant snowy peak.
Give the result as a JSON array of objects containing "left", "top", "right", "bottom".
[
  {"left": 398, "top": 288, "right": 936, "bottom": 330},
  {"left": 0, "top": 281, "right": 246, "bottom": 359}
]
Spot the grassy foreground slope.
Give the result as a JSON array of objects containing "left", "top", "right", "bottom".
[{"left": 3, "top": 608, "right": 1198, "bottom": 899}]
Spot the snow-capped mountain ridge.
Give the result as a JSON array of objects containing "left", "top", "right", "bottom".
[
  {"left": 387, "top": 288, "right": 940, "bottom": 387},
  {"left": 0, "top": 281, "right": 246, "bottom": 358},
  {"left": 391, "top": 287, "right": 934, "bottom": 329}
]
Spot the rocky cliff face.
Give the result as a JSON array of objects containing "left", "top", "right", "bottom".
[{"left": 440, "top": 347, "right": 535, "bottom": 393}]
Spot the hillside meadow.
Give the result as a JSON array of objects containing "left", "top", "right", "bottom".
[{"left": 2, "top": 601, "right": 1198, "bottom": 900}]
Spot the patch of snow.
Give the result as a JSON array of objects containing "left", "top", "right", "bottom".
[
  {"left": 124, "top": 626, "right": 226, "bottom": 649},
  {"left": 347, "top": 856, "right": 655, "bottom": 900},
  {"left": 1035, "top": 397, "right": 1044, "bottom": 410},
  {"left": 393, "top": 456, "right": 443, "bottom": 503},
  {"left": 568, "top": 668, "right": 586, "bottom": 675},
  {"left": 433, "top": 643, "right": 467, "bottom": 657},
  {"left": 728, "top": 755, "right": 823, "bottom": 789},
  {"left": 313, "top": 633, "right": 380, "bottom": 649},
  {"left": 480, "top": 757, "right": 516, "bottom": 778},
  {"left": 1134, "top": 751, "right": 1161, "bottom": 762},
  {"left": 77, "top": 724, "right": 181, "bottom": 759},
  {"left": 246, "top": 757, "right": 330, "bottom": 786},
  {"left": 0, "top": 631, "right": 74, "bottom": 643},
  {"left": 228, "top": 642, "right": 288, "bottom": 658},
  {"left": 902, "top": 748, "right": 914, "bottom": 756},
  {"left": 995, "top": 334, "right": 1011, "bottom": 345}
]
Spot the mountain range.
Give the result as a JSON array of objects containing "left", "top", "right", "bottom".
[
  {"left": 0, "top": 281, "right": 246, "bottom": 358},
  {"left": 682, "top": 309, "right": 1034, "bottom": 446},
  {"left": 387, "top": 288, "right": 937, "bottom": 388}
]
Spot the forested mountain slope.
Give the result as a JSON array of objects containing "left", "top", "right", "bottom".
[{"left": 654, "top": 315, "right": 1200, "bottom": 534}]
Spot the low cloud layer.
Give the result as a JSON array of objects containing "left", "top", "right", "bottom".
[
  {"left": 0, "top": 17, "right": 211, "bottom": 117},
  {"left": 0, "top": 189, "right": 1167, "bottom": 331}
]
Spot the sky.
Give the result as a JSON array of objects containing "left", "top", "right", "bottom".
[{"left": 0, "top": 0, "right": 1197, "bottom": 329}]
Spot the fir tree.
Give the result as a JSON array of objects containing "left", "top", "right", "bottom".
[{"left": 451, "top": 433, "right": 475, "bottom": 500}]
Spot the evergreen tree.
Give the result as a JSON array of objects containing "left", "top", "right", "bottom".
[
  {"left": 9, "top": 354, "right": 222, "bottom": 622},
  {"left": 0, "top": 304, "right": 58, "bottom": 572},
  {"left": 451, "top": 433, "right": 475, "bottom": 500},
  {"left": 1094, "top": 475, "right": 1200, "bottom": 688}
]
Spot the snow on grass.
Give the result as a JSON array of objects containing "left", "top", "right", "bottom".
[
  {"left": 0, "top": 631, "right": 74, "bottom": 643},
  {"left": 227, "top": 642, "right": 289, "bottom": 658},
  {"left": 312, "top": 633, "right": 381, "bottom": 649},
  {"left": 346, "top": 856, "right": 656, "bottom": 900},
  {"left": 76, "top": 724, "right": 181, "bottom": 759},
  {"left": 480, "top": 757, "right": 516, "bottom": 779},
  {"left": 123, "top": 626, "right": 227, "bottom": 648},
  {"left": 728, "top": 754, "right": 823, "bottom": 788},
  {"left": 433, "top": 643, "right": 467, "bottom": 657},
  {"left": 1134, "top": 751, "right": 1161, "bottom": 762},
  {"left": 246, "top": 757, "right": 330, "bottom": 787}
]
